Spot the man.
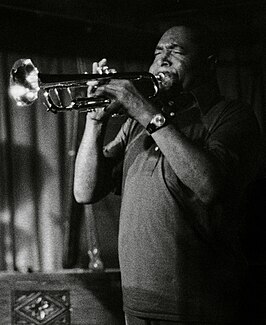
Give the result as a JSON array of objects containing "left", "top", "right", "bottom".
[{"left": 74, "top": 23, "right": 261, "bottom": 324}]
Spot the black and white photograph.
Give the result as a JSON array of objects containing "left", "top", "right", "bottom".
[{"left": 0, "top": 1, "right": 265, "bottom": 324}]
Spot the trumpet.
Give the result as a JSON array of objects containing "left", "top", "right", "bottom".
[{"left": 9, "top": 58, "right": 164, "bottom": 113}]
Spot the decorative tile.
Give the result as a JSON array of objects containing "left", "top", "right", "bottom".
[{"left": 12, "top": 290, "right": 70, "bottom": 324}]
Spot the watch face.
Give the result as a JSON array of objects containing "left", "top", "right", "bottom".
[
  {"left": 154, "top": 114, "right": 166, "bottom": 127},
  {"left": 146, "top": 113, "right": 168, "bottom": 134}
]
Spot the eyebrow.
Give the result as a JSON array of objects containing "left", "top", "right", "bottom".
[{"left": 155, "top": 43, "right": 185, "bottom": 51}]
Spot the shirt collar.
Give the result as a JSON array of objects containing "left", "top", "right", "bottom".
[
  {"left": 158, "top": 80, "right": 221, "bottom": 117},
  {"left": 189, "top": 80, "right": 221, "bottom": 115}
]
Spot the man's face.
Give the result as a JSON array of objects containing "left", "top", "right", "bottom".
[{"left": 149, "top": 26, "right": 205, "bottom": 94}]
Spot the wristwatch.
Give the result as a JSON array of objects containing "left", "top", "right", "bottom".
[{"left": 146, "top": 113, "right": 168, "bottom": 134}]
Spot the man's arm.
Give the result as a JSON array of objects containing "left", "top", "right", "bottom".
[
  {"left": 74, "top": 58, "right": 121, "bottom": 204},
  {"left": 146, "top": 103, "right": 260, "bottom": 206},
  {"left": 151, "top": 124, "right": 221, "bottom": 204},
  {"left": 73, "top": 116, "right": 113, "bottom": 204}
]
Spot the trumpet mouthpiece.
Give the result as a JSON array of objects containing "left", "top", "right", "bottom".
[{"left": 155, "top": 72, "right": 165, "bottom": 82}]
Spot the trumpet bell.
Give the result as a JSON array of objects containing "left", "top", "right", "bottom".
[{"left": 9, "top": 59, "right": 40, "bottom": 107}]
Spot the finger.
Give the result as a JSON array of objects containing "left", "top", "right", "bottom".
[
  {"left": 95, "top": 58, "right": 107, "bottom": 74},
  {"left": 86, "top": 106, "right": 111, "bottom": 122},
  {"left": 109, "top": 68, "right": 117, "bottom": 74},
  {"left": 86, "top": 81, "right": 99, "bottom": 97},
  {"left": 104, "top": 100, "right": 124, "bottom": 117},
  {"left": 94, "top": 84, "right": 118, "bottom": 99},
  {"left": 87, "top": 85, "right": 96, "bottom": 97},
  {"left": 100, "top": 82, "right": 124, "bottom": 96},
  {"left": 86, "top": 80, "right": 99, "bottom": 87},
  {"left": 87, "top": 107, "right": 106, "bottom": 114},
  {"left": 98, "top": 58, "right": 107, "bottom": 67},
  {"left": 92, "top": 62, "right": 98, "bottom": 74}
]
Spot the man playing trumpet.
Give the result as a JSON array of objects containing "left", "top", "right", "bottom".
[{"left": 74, "top": 23, "right": 261, "bottom": 324}]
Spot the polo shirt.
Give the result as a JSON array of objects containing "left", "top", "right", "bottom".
[{"left": 103, "top": 81, "right": 261, "bottom": 323}]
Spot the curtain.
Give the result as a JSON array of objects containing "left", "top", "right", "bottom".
[
  {"left": 0, "top": 50, "right": 148, "bottom": 272},
  {"left": 0, "top": 52, "right": 80, "bottom": 271}
]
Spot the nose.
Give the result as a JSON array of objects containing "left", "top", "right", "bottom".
[{"left": 159, "top": 50, "right": 172, "bottom": 67}]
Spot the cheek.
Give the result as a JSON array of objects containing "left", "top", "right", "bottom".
[
  {"left": 149, "top": 60, "right": 158, "bottom": 74},
  {"left": 174, "top": 59, "right": 195, "bottom": 80}
]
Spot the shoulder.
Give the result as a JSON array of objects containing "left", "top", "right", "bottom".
[
  {"left": 204, "top": 97, "right": 261, "bottom": 156},
  {"left": 206, "top": 97, "right": 259, "bottom": 130},
  {"left": 212, "top": 97, "right": 254, "bottom": 116}
]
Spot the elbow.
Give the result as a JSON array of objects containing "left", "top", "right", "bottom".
[
  {"left": 73, "top": 182, "right": 96, "bottom": 204},
  {"left": 73, "top": 188, "right": 92, "bottom": 204},
  {"left": 197, "top": 177, "right": 219, "bottom": 206},
  {"left": 198, "top": 189, "right": 217, "bottom": 206},
  {"left": 73, "top": 184, "right": 108, "bottom": 205},
  {"left": 74, "top": 191, "right": 101, "bottom": 205}
]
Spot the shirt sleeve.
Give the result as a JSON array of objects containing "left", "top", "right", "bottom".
[
  {"left": 103, "top": 118, "right": 133, "bottom": 158},
  {"left": 205, "top": 100, "right": 261, "bottom": 187},
  {"left": 103, "top": 118, "right": 133, "bottom": 194}
]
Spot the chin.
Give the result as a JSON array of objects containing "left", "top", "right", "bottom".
[
  {"left": 158, "top": 78, "right": 174, "bottom": 91},
  {"left": 160, "top": 81, "right": 182, "bottom": 97}
]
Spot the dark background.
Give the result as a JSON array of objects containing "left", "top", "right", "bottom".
[{"left": 0, "top": 0, "right": 265, "bottom": 59}]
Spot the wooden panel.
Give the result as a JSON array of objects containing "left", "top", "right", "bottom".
[{"left": 0, "top": 269, "right": 124, "bottom": 325}]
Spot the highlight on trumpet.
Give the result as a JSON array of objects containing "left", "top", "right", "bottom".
[{"left": 9, "top": 58, "right": 165, "bottom": 114}]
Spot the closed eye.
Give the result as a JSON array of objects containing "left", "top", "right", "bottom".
[
  {"left": 154, "top": 48, "right": 162, "bottom": 55},
  {"left": 172, "top": 49, "right": 184, "bottom": 55},
  {"left": 154, "top": 49, "right": 184, "bottom": 57}
]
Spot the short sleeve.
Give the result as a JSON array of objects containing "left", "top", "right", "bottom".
[
  {"left": 103, "top": 118, "right": 134, "bottom": 195},
  {"left": 103, "top": 118, "right": 133, "bottom": 159},
  {"left": 205, "top": 100, "right": 261, "bottom": 184}
]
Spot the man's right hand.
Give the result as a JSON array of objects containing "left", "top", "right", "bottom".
[{"left": 86, "top": 58, "right": 116, "bottom": 122}]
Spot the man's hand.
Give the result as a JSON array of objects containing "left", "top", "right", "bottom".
[
  {"left": 93, "top": 78, "right": 159, "bottom": 127},
  {"left": 85, "top": 58, "right": 117, "bottom": 122}
]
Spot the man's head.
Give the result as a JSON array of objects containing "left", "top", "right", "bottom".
[{"left": 149, "top": 23, "right": 218, "bottom": 95}]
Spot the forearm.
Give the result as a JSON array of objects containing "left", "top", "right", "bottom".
[
  {"left": 74, "top": 119, "right": 112, "bottom": 203},
  {"left": 152, "top": 124, "right": 221, "bottom": 204}
]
